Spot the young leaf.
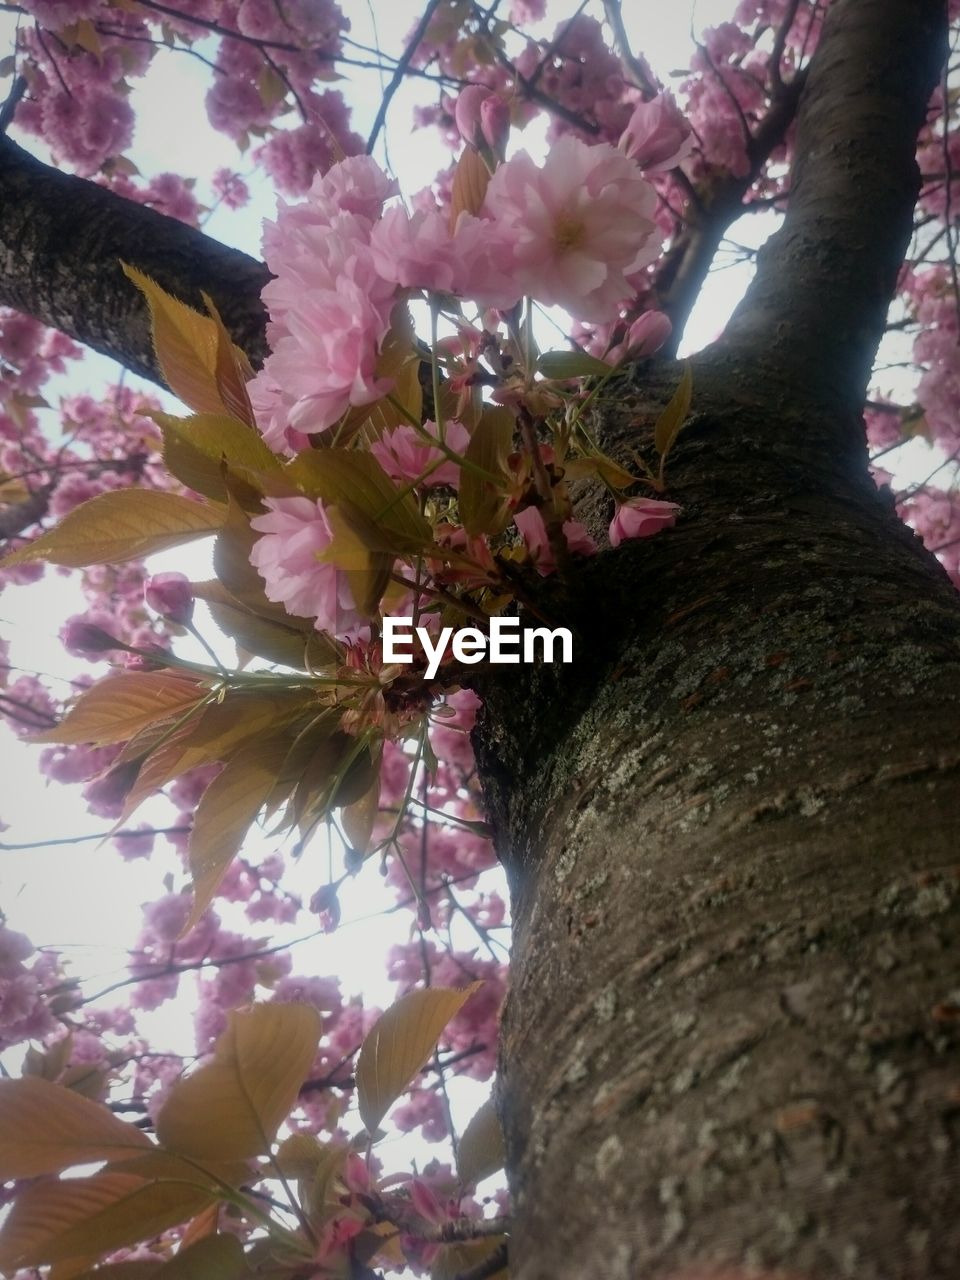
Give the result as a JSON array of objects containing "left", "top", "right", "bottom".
[
  {"left": 156, "top": 412, "right": 281, "bottom": 503},
  {"left": 0, "top": 1173, "right": 214, "bottom": 1271},
  {"left": 288, "top": 448, "right": 432, "bottom": 553},
  {"left": 356, "top": 984, "right": 482, "bottom": 1133},
  {"left": 152, "top": 1233, "right": 247, "bottom": 1280},
  {"left": 562, "top": 455, "right": 638, "bottom": 491},
  {"left": 184, "top": 735, "right": 295, "bottom": 931},
  {"left": 654, "top": 361, "right": 693, "bottom": 461},
  {"left": 536, "top": 350, "right": 611, "bottom": 380},
  {"left": 201, "top": 291, "right": 257, "bottom": 430},
  {"left": 121, "top": 264, "right": 242, "bottom": 420},
  {"left": 456, "top": 1098, "right": 505, "bottom": 1187},
  {"left": 1, "top": 490, "right": 224, "bottom": 569},
  {"left": 206, "top": 595, "right": 337, "bottom": 671},
  {"left": 0, "top": 1078, "right": 152, "bottom": 1179},
  {"left": 459, "top": 407, "right": 515, "bottom": 537},
  {"left": 449, "top": 145, "right": 491, "bottom": 228},
  {"left": 154, "top": 1004, "right": 321, "bottom": 1161},
  {"left": 33, "top": 673, "right": 207, "bottom": 747},
  {"left": 340, "top": 773, "right": 380, "bottom": 857}
]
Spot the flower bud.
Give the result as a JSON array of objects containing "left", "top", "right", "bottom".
[
  {"left": 619, "top": 93, "right": 693, "bottom": 172},
  {"left": 455, "top": 86, "right": 510, "bottom": 155},
  {"left": 144, "top": 572, "right": 194, "bottom": 626},
  {"left": 479, "top": 93, "right": 510, "bottom": 152},
  {"left": 605, "top": 311, "right": 673, "bottom": 364}
]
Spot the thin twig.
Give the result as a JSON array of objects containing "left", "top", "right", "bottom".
[{"left": 366, "top": 0, "right": 445, "bottom": 154}]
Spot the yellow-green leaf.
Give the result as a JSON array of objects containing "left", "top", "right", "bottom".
[
  {"left": 121, "top": 264, "right": 232, "bottom": 418},
  {"left": 356, "top": 984, "right": 482, "bottom": 1133},
  {"left": 156, "top": 1234, "right": 247, "bottom": 1280},
  {"left": 0, "top": 1078, "right": 152, "bottom": 1180},
  {"left": 1, "top": 489, "right": 224, "bottom": 568},
  {"left": 654, "top": 361, "right": 693, "bottom": 460},
  {"left": 206, "top": 595, "right": 337, "bottom": 670},
  {"left": 536, "top": 350, "right": 611, "bottom": 380},
  {"left": 288, "top": 448, "right": 432, "bottom": 554},
  {"left": 562, "top": 455, "right": 638, "bottom": 491},
  {"left": 156, "top": 413, "right": 281, "bottom": 503},
  {"left": 203, "top": 295, "right": 257, "bottom": 430},
  {"left": 275, "top": 1134, "right": 346, "bottom": 1223},
  {"left": 184, "top": 735, "right": 295, "bottom": 931},
  {"left": 340, "top": 773, "right": 380, "bottom": 857},
  {"left": 0, "top": 1174, "right": 213, "bottom": 1271},
  {"left": 456, "top": 1098, "right": 505, "bottom": 1187},
  {"left": 33, "top": 673, "right": 207, "bottom": 747},
  {"left": 154, "top": 1004, "right": 321, "bottom": 1161},
  {"left": 459, "top": 408, "right": 515, "bottom": 537},
  {"left": 257, "top": 64, "right": 288, "bottom": 110},
  {"left": 450, "top": 144, "right": 491, "bottom": 229}
]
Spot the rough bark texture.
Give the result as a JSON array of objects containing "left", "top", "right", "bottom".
[
  {"left": 0, "top": 135, "right": 271, "bottom": 382},
  {"left": 471, "top": 2, "right": 957, "bottom": 1276}
]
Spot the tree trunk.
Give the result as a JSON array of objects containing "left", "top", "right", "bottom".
[
  {"left": 477, "top": 352, "right": 960, "bottom": 1279},
  {"left": 473, "top": 2, "right": 958, "bottom": 1276}
]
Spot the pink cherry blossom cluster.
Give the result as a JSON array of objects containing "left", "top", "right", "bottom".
[
  {"left": 243, "top": 124, "right": 680, "bottom": 649},
  {"left": 13, "top": 0, "right": 360, "bottom": 193}
]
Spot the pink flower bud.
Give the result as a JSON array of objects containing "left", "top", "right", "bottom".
[
  {"left": 455, "top": 85, "right": 491, "bottom": 149},
  {"left": 309, "top": 883, "right": 342, "bottom": 932},
  {"left": 609, "top": 497, "right": 681, "bottom": 547},
  {"left": 455, "top": 86, "right": 509, "bottom": 154},
  {"left": 606, "top": 311, "right": 673, "bottom": 365},
  {"left": 409, "top": 1177, "right": 445, "bottom": 1224},
  {"left": 619, "top": 93, "right": 694, "bottom": 172},
  {"left": 479, "top": 93, "right": 510, "bottom": 152},
  {"left": 144, "top": 572, "right": 194, "bottom": 626}
]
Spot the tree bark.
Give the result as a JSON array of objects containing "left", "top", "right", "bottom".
[
  {"left": 0, "top": 135, "right": 271, "bottom": 383},
  {"left": 473, "top": 2, "right": 958, "bottom": 1277}
]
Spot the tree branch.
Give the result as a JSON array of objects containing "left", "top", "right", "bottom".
[
  {"left": 722, "top": 0, "right": 948, "bottom": 412},
  {"left": 0, "top": 135, "right": 271, "bottom": 384},
  {"left": 655, "top": 69, "right": 806, "bottom": 352}
]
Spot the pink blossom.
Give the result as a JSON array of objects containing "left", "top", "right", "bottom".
[
  {"left": 513, "top": 506, "right": 598, "bottom": 574},
  {"left": 370, "top": 419, "right": 470, "bottom": 488},
  {"left": 144, "top": 572, "right": 194, "bottom": 626},
  {"left": 249, "top": 495, "right": 364, "bottom": 638},
  {"left": 482, "top": 136, "right": 661, "bottom": 322},
  {"left": 619, "top": 93, "right": 694, "bottom": 172},
  {"left": 305, "top": 154, "right": 399, "bottom": 223},
  {"left": 370, "top": 206, "right": 460, "bottom": 293},
  {"left": 258, "top": 279, "right": 393, "bottom": 436},
  {"left": 609, "top": 497, "right": 680, "bottom": 546},
  {"left": 211, "top": 168, "right": 250, "bottom": 210},
  {"left": 450, "top": 214, "right": 525, "bottom": 310}
]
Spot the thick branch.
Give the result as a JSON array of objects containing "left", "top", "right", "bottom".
[
  {"left": 0, "top": 135, "right": 271, "bottom": 384},
  {"left": 722, "top": 0, "right": 947, "bottom": 411},
  {"left": 656, "top": 70, "right": 805, "bottom": 351}
]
